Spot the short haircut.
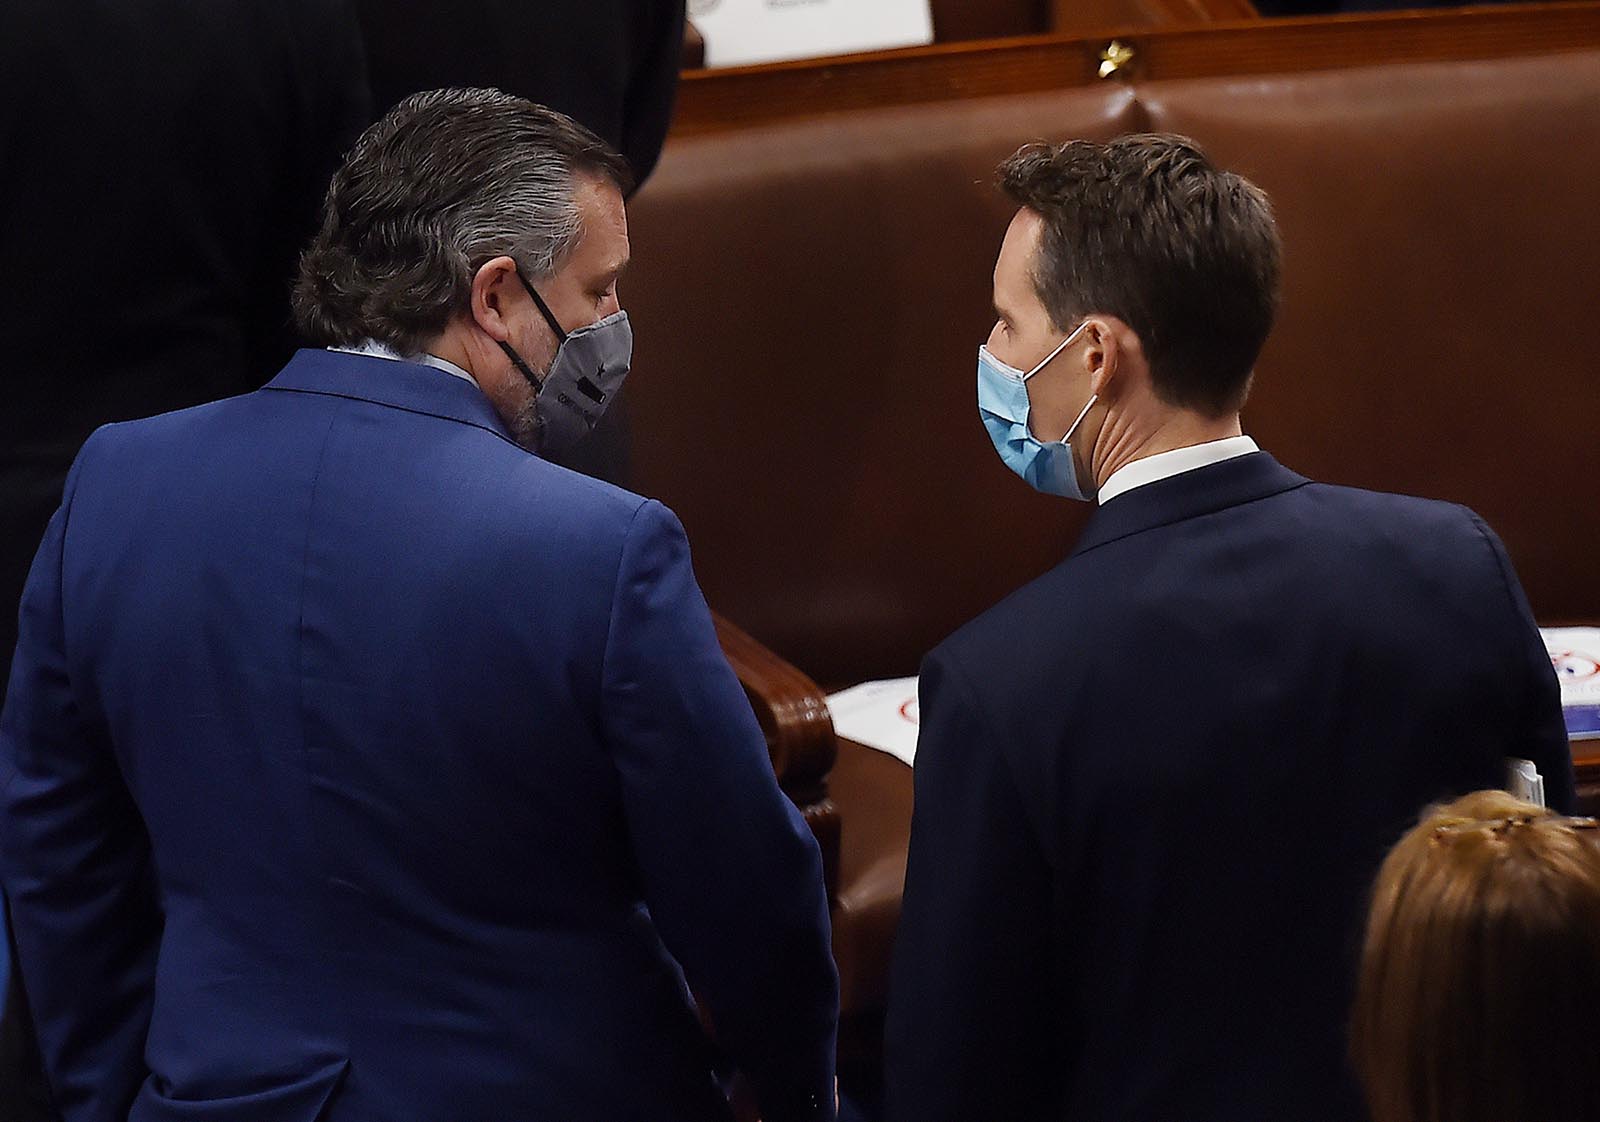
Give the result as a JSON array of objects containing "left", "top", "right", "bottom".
[
  {"left": 293, "top": 88, "right": 630, "bottom": 355},
  {"left": 1351, "top": 789, "right": 1600, "bottom": 1122},
  {"left": 997, "top": 134, "right": 1281, "bottom": 416}
]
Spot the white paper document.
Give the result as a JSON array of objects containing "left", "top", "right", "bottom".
[
  {"left": 1540, "top": 627, "right": 1600, "bottom": 740},
  {"left": 826, "top": 676, "right": 920, "bottom": 767},
  {"left": 690, "top": 0, "right": 934, "bottom": 68},
  {"left": 1505, "top": 757, "right": 1547, "bottom": 807}
]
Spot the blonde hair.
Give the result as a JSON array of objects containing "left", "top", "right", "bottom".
[{"left": 1352, "top": 790, "right": 1600, "bottom": 1122}]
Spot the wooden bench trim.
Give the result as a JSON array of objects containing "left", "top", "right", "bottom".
[{"left": 671, "top": 3, "right": 1600, "bottom": 135}]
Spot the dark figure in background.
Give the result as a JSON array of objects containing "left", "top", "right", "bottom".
[
  {"left": 356, "top": 0, "right": 688, "bottom": 487},
  {"left": 357, "top": 0, "right": 685, "bottom": 190},
  {"left": 0, "top": 2, "right": 369, "bottom": 1116},
  {"left": 0, "top": 0, "right": 370, "bottom": 682}
]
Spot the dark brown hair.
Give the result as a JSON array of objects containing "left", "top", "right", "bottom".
[
  {"left": 998, "top": 134, "right": 1281, "bottom": 416},
  {"left": 293, "top": 88, "right": 630, "bottom": 355},
  {"left": 1351, "top": 789, "right": 1600, "bottom": 1122}
]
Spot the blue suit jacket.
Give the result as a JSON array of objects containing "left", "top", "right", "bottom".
[
  {"left": 886, "top": 452, "right": 1572, "bottom": 1122},
  {"left": 0, "top": 350, "right": 838, "bottom": 1122}
]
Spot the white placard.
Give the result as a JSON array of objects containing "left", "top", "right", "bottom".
[
  {"left": 1505, "top": 757, "right": 1546, "bottom": 807},
  {"left": 1540, "top": 627, "right": 1600, "bottom": 740},
  {"left": 691, "top": 0, "right": 934, "bottom": 69},
  {"left": 826, "top": 675, "right": 920, "bottom": 767}
]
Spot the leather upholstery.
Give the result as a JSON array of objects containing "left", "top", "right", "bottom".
[
  {"left": 626, "top": 47, "right": 1600, "bottom": 1024},
  {"left": 827, "top": 741, "right": 914, "bottom": 1013},
  {"left": 627, "top": 86, "right": 1145, "bottom": 686},
  {"left": 629, "top": 51, "right": 1600, "bottom": 688},
  {"left": 930, "top": 0, "right": 1049, "bottom": 41},
  {"left": 1141, "top": 54, "right": 1600, "bottom": 628}
]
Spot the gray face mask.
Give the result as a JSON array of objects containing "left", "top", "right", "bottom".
[{"left": 499, "top": 271, "right": 633, "bottom": 456}]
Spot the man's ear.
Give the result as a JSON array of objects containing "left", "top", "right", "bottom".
[
  {"left": 470, "top": 256, "right": 520, "bottom": 343},
  {"left": 1084, "top": 316, "right": 1121, "bottom": 398}
]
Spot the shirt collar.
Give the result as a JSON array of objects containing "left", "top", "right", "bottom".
[
  {"left": 1071, "top": 451, "right": 1308, "bottom": 558},
  {"left": 1097, "top": 435, "right": 1260, "bottom": 505},
  {"left": 328, "top": 340, "right": 480, "bottom": 389},
  {"left": 266, "top": 349, "right": 513, "bottom": 443}
]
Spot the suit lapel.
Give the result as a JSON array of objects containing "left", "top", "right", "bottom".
[{"left": 1071, "top": 452, "right": 1312, "bottom": 557}]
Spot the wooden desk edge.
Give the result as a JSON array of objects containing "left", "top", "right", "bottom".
[{"left": 671, "top": 3, "right": 1600, "bottom": 136}]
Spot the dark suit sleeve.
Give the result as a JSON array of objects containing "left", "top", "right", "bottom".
[
  {"left": 258, "top": 0, "right": 372, "bottom": 380},
  {"left": 885, "top": 652, "right": 1056, "bottom": 1122},
  {"left": 619, "top": 0, "right": 686, "bottom": 191},
  {"left": 600, "top": 500, "right": 837, "bottom": 1122},
  {"left": 1467, "top": 513, "right": 1576, "bottom": 812},
  {"left": 0, "top": 443, "right": 162, "bottom": 1122}
]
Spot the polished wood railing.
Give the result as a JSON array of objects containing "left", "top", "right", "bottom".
[
  {"left": 714, "top": 612, "right": 841, "bottom": 902},
  {"left": 671, "top": 2, "right": 1600, "bottom": 135}
]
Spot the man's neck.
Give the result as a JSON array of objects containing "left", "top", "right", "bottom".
[
  {"left": 427, "top": 330, "right": 479, "bottom": 383},
  {"left": 1090, "top": 406, "right": 1244, "bottom": 489}
]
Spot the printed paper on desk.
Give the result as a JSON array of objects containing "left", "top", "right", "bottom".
[
  {"left": 690, "top": 0, "right": 934, "bottom": 68},
  {"left": 1506, "top": 757, "right": 1546, "bottom": 807},
  {"left": 826, "top": 676, "right": 920, "bottom": 767},
  {"left": 1540, "top": 627, "right": 1600, "bottom": 740}
]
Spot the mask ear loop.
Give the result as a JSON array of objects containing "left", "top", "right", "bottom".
[
  {"left": 498, "top": 341, "right": 545, "bottom": 391},
  {"left": 498, "top": 268, "right": 569, "bottom": 392},
  {"left": 1021, "top": 319, "right": 1091, "bottom": 382},
  {"left": 1059, "top": 392, "right": 1099, "bottom": 446},
  {"left": 515, "top": 270, "right": 568, "bottom": 343},
  {"left": 1022, "top": 319, "right": 1098, "bottom": 445}
]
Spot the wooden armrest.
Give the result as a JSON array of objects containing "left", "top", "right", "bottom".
[{"left": 713, "top": 611, "right": 840, "bottom": 901}]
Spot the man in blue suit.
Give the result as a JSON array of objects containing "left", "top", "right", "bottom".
[
  {"left": 0, "top": 90, "right": 837, "bottom": 1122},
  {"left": 885, "top": 135, "right": 1573, "bottom": 1122}
]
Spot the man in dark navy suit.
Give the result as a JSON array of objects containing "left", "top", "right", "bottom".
[
  {"left": 885, "top": 135, "right": 1573, "bottom": 1122},
  {"left": 0, "top": 90, "right": 836, "bottom": 1122}
]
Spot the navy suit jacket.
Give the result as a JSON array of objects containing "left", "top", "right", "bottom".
[
  {"left": 886, "top": 452, "right": 1572, "bottom": 1122},
  {"left": 0, "top": 350, "right": 838, "bottom": 1122}
]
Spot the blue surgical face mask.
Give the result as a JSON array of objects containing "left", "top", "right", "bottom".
[{"left": 977, "top": 321, "right": 1098, "bottom": 501}]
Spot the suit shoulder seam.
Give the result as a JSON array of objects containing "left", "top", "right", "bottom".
[
  {"left": 1072, "top": 478, "right": 1314, "bottom": 558},
  {"left": 263, "top": 384, "right": 524, "bottom": 451}
]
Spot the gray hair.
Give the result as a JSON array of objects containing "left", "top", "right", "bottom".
[{"left": 293, "top": 88, "right": 630, "bottom": 355}]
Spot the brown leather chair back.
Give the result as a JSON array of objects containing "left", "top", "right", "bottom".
[
  {"left": 931, "top": 0, "right": 1049, "bottom": 41},
  {"left": 625, "top": 49, "right": 1600, "bottom": 688},
  {"left": 1141, "top": 54, "right": 1600, "bottom": 621}
]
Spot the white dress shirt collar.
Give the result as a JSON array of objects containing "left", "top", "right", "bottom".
[
  {"left": 1097, "top": 435, "right": 1260, "bottom": 505},
  {"left": 328, "top": 339, "right": 479, "bottom": 389}
]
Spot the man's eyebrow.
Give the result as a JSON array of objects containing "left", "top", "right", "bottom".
[
  {"left": 591, "top": 258, "right": 629, "bottom": 290},
  {"left": 993, "top": 302, "right": 1011, "bottom": 323}
]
